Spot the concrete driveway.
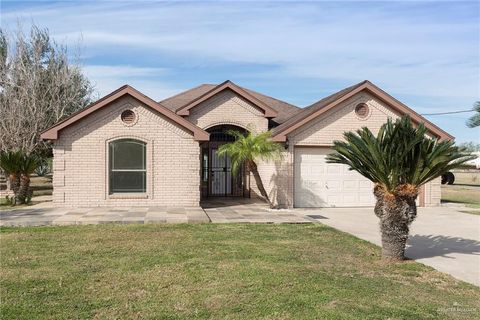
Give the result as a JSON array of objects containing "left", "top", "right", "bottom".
[{"left": 300, "top": 207, "right": 480, "bottom": 286}]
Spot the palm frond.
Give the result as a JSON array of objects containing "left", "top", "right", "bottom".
[
  {"left": 217, "top": 130, "right": 283, "bottom": 175},
  {"left": 0, "top": 151, "right": 40, "bottom": 175},
  {"left": 0, "top": 151, "right": 23, "bottom": 174},
  {"left": 467, "top": 101, "right": 480, "bottom": 128}
]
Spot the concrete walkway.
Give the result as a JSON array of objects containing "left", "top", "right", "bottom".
[
  {"left": 0, "top": 198, "right": 313, "bottom": 226},
  {"left": 202, "top": 198, "right": 312, "bottom": 223},
  {"left": 0, "top": 206, "right": 210, "bottom": 226},
  {"left": 300, "top": 207, "right": 480, "bottom": 286}
]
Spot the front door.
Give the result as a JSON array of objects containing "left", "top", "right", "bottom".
[
  {"left": 210, "top": 147, "right": 232, "bottom": 196},
  {"left": 201, "top": 124, "right": 250, "bottom": 198}
]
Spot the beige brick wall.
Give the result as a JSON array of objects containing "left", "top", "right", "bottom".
[
  {"left": 185, "top": 89, "right": 271, "bottom": 200},
  {"left": 264, "top": 92, "right": 441, "bottom": 207},
  {"left": 423, "top": 177, "right": 441, "bottom": 207},
  {"left": 52, "top": 95, "right": 201, "bottom": 207},
  {"left": 186, "top": 90, "right": 268, "bottom": 132}
]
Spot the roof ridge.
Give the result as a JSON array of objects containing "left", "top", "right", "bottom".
[
  {"left": 176, "top": 80, "right": 278, "bottom": 117},
  {"left": 159, "top": 83, "right": 215, "bottom": 103},
  {"left": 242, "top": 86, "right": 300, "bottom": 110}
]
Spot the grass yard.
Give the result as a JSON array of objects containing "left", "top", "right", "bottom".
[
  {"left": 441, "top": 185, "right": 480, "bottom": 210},
  {"left": 1, "top": 224, "right": 479, "bottom": 319}
]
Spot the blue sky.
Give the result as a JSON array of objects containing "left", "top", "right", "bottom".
[{"left": 1, "top": 0, "right": 479, "bottom": 142}]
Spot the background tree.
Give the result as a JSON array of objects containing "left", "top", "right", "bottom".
[
  {"left": 327, "top": 116, "right": 473, "bottom": 261},
  {"left": 467, "top": 101, "right": 480, "bottom": 128},
  {"left": 0, "top": 23, "right": 94, "bottom": 154},
  {"left": 217, "top": 130, "right": 283, "bottom": 207},
  {"left": 457, "top": 141, "right": 480, "bottom": 152}
]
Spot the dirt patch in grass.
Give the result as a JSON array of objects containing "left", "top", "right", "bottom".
[{"left": 1, "top": 224, "right": 479, "bottom": 319}]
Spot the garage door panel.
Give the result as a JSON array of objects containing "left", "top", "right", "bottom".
[
  {"left": 359, "top": 180, "right": 372, "bottom": 189},
  {"left": 326, "top": 180, "right": 341, "bottom": 190},
  {"left": 294, "top": 147, "right": 375, "bottom": 207},
  {"left": 343, "top": 180, "right": 357, "bottom": 190},
  {"left": 343, "top": 195, "right": 356, "bottom": 203},
  {"left": 327, "top": 164, "right": 342, "bottom": 174}
]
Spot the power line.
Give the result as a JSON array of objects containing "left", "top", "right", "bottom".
[{"left": 421, "top": 108, "right": 475, "bottom": 116}]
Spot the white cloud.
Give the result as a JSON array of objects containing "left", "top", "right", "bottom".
[
  {"left": 4, "top": 1, "right": 476, "bottom": 101},
  {"left": 83, "top": 65, "right": 180, "bottom": 99},
  {"left": 3, "top": 1, "right": 478, "bottom": 108}
]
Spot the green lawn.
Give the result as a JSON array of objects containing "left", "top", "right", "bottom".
[
  {"left": 1, "top": 224, "right": 479, "bottom": 319},
  {"left": 442, "top": 185, "right": 480, "bottom": 209}
]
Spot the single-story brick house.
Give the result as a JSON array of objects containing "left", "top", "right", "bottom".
[{"left": 40, "top": 80, "right": 452, "bottom": 208}]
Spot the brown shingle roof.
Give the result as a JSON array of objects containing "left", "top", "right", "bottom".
[
  {"left": 161, "top": 84, "right": 215, "bottom": 112},
  {"left": 160, "top": 82, "right": 300, "bottom": 124}
]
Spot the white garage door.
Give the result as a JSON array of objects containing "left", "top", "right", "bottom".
[{"left": 294, "top": 147, "right": 375, "bottom": 207}]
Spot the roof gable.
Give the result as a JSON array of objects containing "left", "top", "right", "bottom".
[
  {"left": 175, "top": 80, "right": 278, "bottom": 118},
  {"left": 40, "top": 85, "right": 209, "bottom": 141},
  {"left": 272, "top": 80, "right": 453, "bottom": 141}
]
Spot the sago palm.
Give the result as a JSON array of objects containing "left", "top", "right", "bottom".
[
  {"left": 17, "top": 153, "right": 40, "bottom": 203},
  {"left": 217, "top": 130, "right": 283, "bottom": 206},
  {"left": 0, "top": 151, "right": 39, "bottom": 205},
  {"left": 0, "top": 151, "right": 22, "bottom": 204},
  {"left": 326, "top": 116, "right": 474, "bottom": 260}
]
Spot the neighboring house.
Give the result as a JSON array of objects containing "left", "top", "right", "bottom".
[{"left": 41, "top": 80, "right": 452, "bottom": 208}]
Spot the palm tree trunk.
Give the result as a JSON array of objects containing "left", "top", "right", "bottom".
[
  {"left": 18, "top": 174, "right": 32, "bottom": 204},
  {"left": 374, "top": 186, "right": 418, "bottom": 260},
  {"left": 8, "top": 173, "right": 20, "bottom": 205},
  {"left": 249, "top": 160, "right": 271, "bottom": 206}
]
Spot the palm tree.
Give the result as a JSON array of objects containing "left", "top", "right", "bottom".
[
  {"left": 217, "top": 130, "right": 283, "bottom": 206},
  {"left": 467, "top": 101, "right": 480, "bottom": 128},
  {"left": 0, "top": 151, "right": 22, "bottom": 205},
  {"left": 0, "top": 151, "right": 39, "bottom": 205},
  {"left": 17, "top": 153, "right": 39, "bottom": 203},
  {"left": 326, "top": 116, "right": 474, "bottom": 261}
]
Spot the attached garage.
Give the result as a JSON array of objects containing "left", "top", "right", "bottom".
[{"left": 294, "top": 147, "right": 375, "bottom": 207}]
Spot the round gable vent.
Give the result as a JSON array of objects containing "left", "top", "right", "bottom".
[
  {"left": 121, "top": 109, "right": 136, "bottom": 125},
  {"left": 355, "top": 103, "right": 369, "bottom": 119}
]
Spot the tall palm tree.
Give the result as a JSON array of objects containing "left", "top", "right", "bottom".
[
  {"left": 217, "top": 130, "right": 283, "bottom": 206},
  {"left": 326, "top": 116, "right": 473, "bottom": 261},
  {"left": 0, "top": 151, "right": 39, "bottom": 205},
  {"left": 467, "top": 101, "right": 480, "bottom": 128}
]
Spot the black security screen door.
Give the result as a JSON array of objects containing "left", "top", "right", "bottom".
[
  {"left": 210, "top": 147, "right": 231, "bottom": 195},
  {"left": 203, "top": 125, "right": 248, "bottom": 197}
]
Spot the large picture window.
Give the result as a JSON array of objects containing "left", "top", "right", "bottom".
[{"left": 109, "top": 139, "right": 146, "bottom": 194}]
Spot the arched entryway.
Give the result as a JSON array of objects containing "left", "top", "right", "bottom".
[{"left": 200, "top": 125, "right": 250, "bottom": 198}]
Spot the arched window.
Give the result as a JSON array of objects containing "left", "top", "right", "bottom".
[{"left": 109, "top": 139, "right": 146, "bottom": 194}]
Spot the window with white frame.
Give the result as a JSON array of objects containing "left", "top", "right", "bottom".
[{"left": 109, "top": 139, "right": 146, "bottom": 193}]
